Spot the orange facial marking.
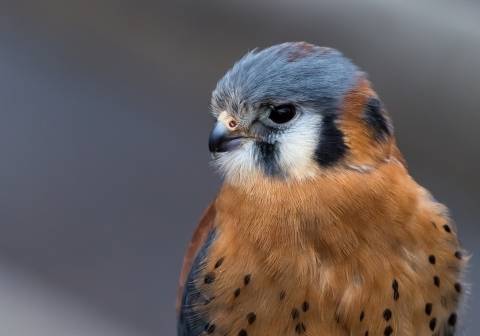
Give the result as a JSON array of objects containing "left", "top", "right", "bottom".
[{"left": 338, "top": 78, "right": 395, "bottom": 167}]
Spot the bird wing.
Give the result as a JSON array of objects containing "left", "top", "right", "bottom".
[{"left": 176, "top": 201, "right": 216, "bottom": 312}]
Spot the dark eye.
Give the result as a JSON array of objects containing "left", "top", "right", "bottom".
[{"left": 268, "top": 104, "right": 296, "bottom": 124}]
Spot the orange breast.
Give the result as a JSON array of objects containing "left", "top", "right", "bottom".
[{"left": 186, "top": 161, "right": 466, "bottom": 336}]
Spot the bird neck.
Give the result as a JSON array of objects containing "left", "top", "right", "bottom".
[{"left": 215, "top": 159, "right": 419, "bottom": 264}]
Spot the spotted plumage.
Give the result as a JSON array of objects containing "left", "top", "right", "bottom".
[{"left": 177, "top": 42, "right": 467, "bottom": 335}]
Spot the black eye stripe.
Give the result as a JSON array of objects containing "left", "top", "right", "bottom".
[
  {"left": 314, "top": 109, "right": 348, "bottom": 166},
  {"left": 256, "top": 142, "right": 280, "bottom": 176}
]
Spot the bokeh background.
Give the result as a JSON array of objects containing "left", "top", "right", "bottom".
[{"left": 0, "top": 0, "right": 479, "bottom": 335}]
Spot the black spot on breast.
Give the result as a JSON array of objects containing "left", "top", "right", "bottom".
[
  {"left": 362, "top": 97, "right": 391, "bottom": 141},
  {"left": 204, "top": 272, "right": 216, "bottom": 284},
  {"left": 433, "top": 276, "right": 440, "bottom": 287},
  {"left": 383, "top": 309, "right": 392, "bottom": 321},
  {"left": 360, "top": 311, "right": 365, "bottom": 321},
  {"left": 443, "top": 224, "right": 452, "bottom": 233},
  {"left": 455, "top": 251, "right": 463, "bottom": 259},
  {"left": 384, "top": 325, "right": 393, "bottom": 336},
  {"left": 247, "top": 312, "right": 256, "bottom": 324},
  {"left": 314, "top": 111, "right": 348, "bottom": 166},
  {"left": 205, "top": 323, "right": 216, "bottom": 334},
  {"left": 295, "top": 322, "right": 306, "bottom": 334},
  {"left": 429, "top": 255, "right": 436, "bottom": 264},
  {"left": 214, "top": 257, "right": 225, "bottom": 269},
  {"left": 392, "top": 279, "right": 398, "bottom": 290},
  {"left": 392, "top": 279, "right": 400, "bottom": 301},
  {"left": 454, "top": 282, "right": 462, "bottom": 293},
  {"left": 234, "top": 288, "right": 241, "bottom": 298},
  {"left": 448, "top": 313, "right": 457, "bottom": 326},
  {"left": 302, "top": 301, "right": 309, "bottom": 312},
  {"left": 244, "top": 274, "right": 251, "bottom": 286},
  {"left": 429, "top": 318, "right": 437, "bottom": 331},
  {"left": 280, "top": 290, "right": 286, "bottom": 300},
  {"left": 365, "top": 331, "right": 369, "bottom": 336},
  {"left": 238, "top": 329, "right": 248, "bottom": 336},
  {"left": 425, "top": 303, "right": 433, "bottom": 315},
  {"left": 291, "top": 308, "right": 300, "bottom": 320}
]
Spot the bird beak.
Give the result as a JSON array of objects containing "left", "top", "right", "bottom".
[{"left": 208, "top": 121, "right": 244, "bottom": 153}]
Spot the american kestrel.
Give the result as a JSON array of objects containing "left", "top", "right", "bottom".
[{"left": 177, "top": 42, "right": 467, "bottom": 336}]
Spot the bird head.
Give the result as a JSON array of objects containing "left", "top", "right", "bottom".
[{"left": 209, "top": 42, "right": 400, "bottom": 184}]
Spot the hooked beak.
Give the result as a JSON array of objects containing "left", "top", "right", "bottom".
[{"left": 208, "top": 122, "right": 244, "bottom": 153}]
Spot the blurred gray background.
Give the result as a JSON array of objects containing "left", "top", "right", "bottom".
[{"left": 0, "top": 0, "right": 479, "bottom": 335}]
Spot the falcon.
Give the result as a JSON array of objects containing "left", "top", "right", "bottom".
[{"left": 177, "top": 42, "right": 467, "bottom": 336}]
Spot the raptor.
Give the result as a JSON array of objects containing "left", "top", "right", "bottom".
[{"left": 177, "top": 42, "right": 467, "bottom": 336}]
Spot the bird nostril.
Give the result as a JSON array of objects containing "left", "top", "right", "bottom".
[{"left": 228, "top": 120, "right": 238, "bottom": 129}]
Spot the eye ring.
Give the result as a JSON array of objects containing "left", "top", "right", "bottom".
[{"left": 267, "top": 104, "right": 296, "bottom": 124}]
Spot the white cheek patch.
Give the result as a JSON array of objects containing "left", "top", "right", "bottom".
[
  {"left": 212, "top": 141, "right": 261, "bottom": 184},
  {"left": 212, "top": 113, "right": 322, "bottom": 183},
  {"left": 277, "top": 113, "right": 322, "bottom": 180}
]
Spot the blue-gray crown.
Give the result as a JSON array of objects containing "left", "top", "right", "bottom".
[{"left": 212, "top": 42, "right": 360, "bottom": 114}]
